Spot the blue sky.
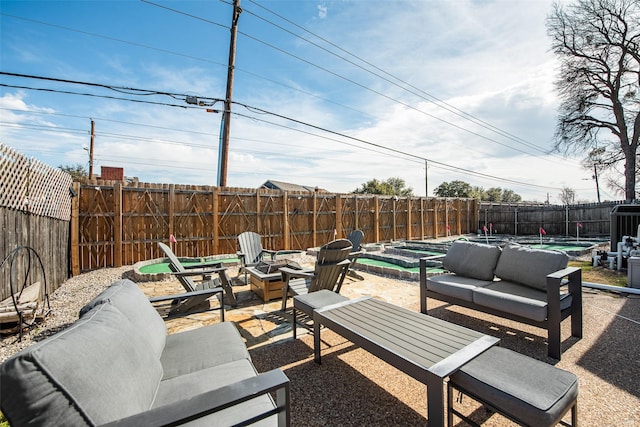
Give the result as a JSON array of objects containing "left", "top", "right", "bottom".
[{"left": 0, "top": 0, "right": 607, "bottom": 202}]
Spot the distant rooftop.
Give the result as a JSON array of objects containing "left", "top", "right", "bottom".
[{"left": 261, "top": 180, "right": 327, "bottom": 193}]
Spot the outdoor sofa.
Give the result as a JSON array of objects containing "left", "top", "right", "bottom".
[
  {"left": 419, "top": 240, "right": 582, "bottom": 359},
  {"left": 0, "top": 279, "right": 290, "bottom": 426}
]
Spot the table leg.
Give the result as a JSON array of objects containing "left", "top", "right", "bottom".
[
  {"left": 313, "top": 313, "right": 321, "bottom": 364},
  {"left": 426, "top": 375, "right": 444, "bottom": 427}
]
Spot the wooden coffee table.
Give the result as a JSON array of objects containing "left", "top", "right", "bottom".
[
  {"left": 313, "top": 297, "right": 499, "bottom": 427},
  {"left": 246, "top": 266, "right": 286, "bottom": 302}
]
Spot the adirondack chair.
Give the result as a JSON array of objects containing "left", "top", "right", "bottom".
[
  {"left": 237, "top": 231, "right": 284, "bottom": 284},
  {"left": 279, "top": 239, "right": 353, "bottom": 312},
  {"left": 157, "top": 243, "right": 236, "bottom": 315},
  {"left": 346, "top": 229, "right": 365, "bottom": 281}
]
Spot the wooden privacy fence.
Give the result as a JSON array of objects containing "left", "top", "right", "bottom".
[
  {"left": 1, "top": 144, "right": 73, "bottom": 301},
  {"left": 478, "top": 201, "right": 627, "bottom": 237},
  {"left": 72, "top": 181, "right": 478, "bottom": 274}
]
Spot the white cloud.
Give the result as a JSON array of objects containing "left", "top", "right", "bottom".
[{"left": 317, "top": 4, "right": 328, "bottom": 19}]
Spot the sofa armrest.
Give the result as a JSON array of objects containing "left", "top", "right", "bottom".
[
  {"left": 101, "top": 369, "right": 291, "bottom": 427},
  {"left": 546, "top": 266, "right": 582, "bottom": 310},
  {"left": 546, "top": 267, "right": 582, "bottom": 358}
]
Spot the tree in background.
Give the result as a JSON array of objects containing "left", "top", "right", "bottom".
[
  {"left": 469, "top": 186, "right": 486, "bottom": 200},
  {"left": 500, "top": 189, "right": 522, "bottom": 203},
  {"left": 547, "top": 0, "right": 639, "bottom": 201},
  {"left": 559, "top": 187, "right": 577, "bottom": 205},
  {"left": 353, "top": 177, "right": 414, "bottom": 196},
  {"left": 433, "top": 180, "right": 473, "bottom": 198},
  {"left": 434, "top": 181, "right": 522, "bottom": 202},
  {"left": 58, "top": 163, "right": 88, "bottom": 182}
]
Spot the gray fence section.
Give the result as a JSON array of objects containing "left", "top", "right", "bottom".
[
  {"left": 1, "top": 144, "right": 72, "bottom": 301},
  {"left": 478, "top": 201, "right": 627, "bottom": 237}
]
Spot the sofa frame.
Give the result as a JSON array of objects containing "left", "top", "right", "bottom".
[{"left": 419, "top": 256, "right": 582, "bottom": 360}]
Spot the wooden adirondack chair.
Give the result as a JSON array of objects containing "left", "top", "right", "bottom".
[
  {"left": 157, "top": 243, "right": 236, "bottom": 316},
  {"left": 279, "top": 239, "right": 353, "bottom": 312}
]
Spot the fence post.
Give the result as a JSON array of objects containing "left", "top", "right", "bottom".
[
  {"left": 213, "top": 187, "right": 219, "bottom": 255},
  {"left": 255, "top": 189, "right": 261, "bottom": 234},
  {"left": 456, "top": 199, "right": 462, "bottom": 235},
  {"left": 444, "top": 199, "right": 450, "bottom": 237},
  {"left": 433, "top": 198, "right": 439, "bottom": 238},
  {"left": 334, "top": 193, "right": 342, "bottom": 241},
  {"left": 113, "top": 181, "right": 122, "bottom": 267},
  {"left": 420, "top": 198, "right": 426, "bottom": 239},
  {"left": 71, "top": 182, "right": 80, "bottom": 276},
  {"left": 406, "top": 197, "right": 412, "bottom": 241},
  {"left": 168, "top": 184, "right": 175, "bottom": 244},
  {"left": 283, "top": 191, "right": 290, "bottom": 250},
  {"left": 353, "top": 194, "right": 358, "bottom": 231},
  {"left": 374, "top": 196, "right": 380, "bottom": 243}
]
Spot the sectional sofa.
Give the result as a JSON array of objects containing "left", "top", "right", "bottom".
[
  {"left": 419, "top": 240, "right": 582, "bottom": 359},
  {"left": 0, "top": 279, "right": 290, "bottom": 426}
]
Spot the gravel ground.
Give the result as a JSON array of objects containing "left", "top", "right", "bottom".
[{"left": 0, "top": 266, "right": 131, "bottom": 362}]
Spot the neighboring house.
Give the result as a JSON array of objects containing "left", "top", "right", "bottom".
[{"left": 261, "top": 180, "right": 326, "bottom": 193}]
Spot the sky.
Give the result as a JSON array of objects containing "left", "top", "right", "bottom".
[{"left": 0, "top": 0, "right": 611, "bottom": 202}]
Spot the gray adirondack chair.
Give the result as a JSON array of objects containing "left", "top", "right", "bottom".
[
  {"left": 279, "top": 239, "right": 353, "bottom": 312},
  {"left": 346, "top": 229, "right": 365, "bottom": 280},
  {"left": 237, "top": 231, "right": 281, "bottom": 283},
  {"left": 157, "top": 243, "right": 236, "bottom": 315}
]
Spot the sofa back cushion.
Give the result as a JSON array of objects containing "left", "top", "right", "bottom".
[
  {"left": 80, "top": 279, "right": 166, "bottom": 358},
  {"left": 0, "top": 303, "right": 163, "bottom": 426},
  {"left": 495, "top": 243, "right": 569, "bottom": 291},
  {"left": 443, "top": 240, "right": 502, "bottom": 281}
]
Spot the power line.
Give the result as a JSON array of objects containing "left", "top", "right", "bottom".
[
  {"left": 1, "top": 73, "right": 582, "bottom": 191},
  {"left": 0, "top": 12, "right": 229, "bottom": 68},
  {"left": 3, "top": 7, "right": 573, "bottom": 166},
  {"left": 244, "top": 0, "right": 551, "bottom": 155},
  {"left": 140, "top": 1, "right": 566, "bottom": 161}
]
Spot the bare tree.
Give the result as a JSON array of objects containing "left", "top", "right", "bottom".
[
  {"left": 559, "top": 186, "right": 577, "bottom": 205},
  {"left": 547, "top": 0, "right": 639, "bottom": 201}
]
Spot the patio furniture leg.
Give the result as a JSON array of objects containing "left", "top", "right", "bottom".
[
  {"left": 292, "top": 307, "right": 297, "bottom": 339},
  {"left": 426, "top": 374, "right": 445, "bottom": 427},
  {"left": 313, "top": 313, "right": 321, "bottom": 364}
]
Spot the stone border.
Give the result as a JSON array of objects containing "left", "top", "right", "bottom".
[{"left": 128, "top": 255, "right": 239, "bottom": 282}]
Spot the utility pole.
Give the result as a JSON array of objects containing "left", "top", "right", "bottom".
[
  {"left": 424, "top": 159, "right": 428, "bottom": 197},
  {"left": 218, "top": 0, "right": 241, "bottom": 187},
  {"left": 89, "top": 119, "right": 95, "bottom": 179},
  {"left": 593, "top": 163, "right": 601, "bottom": 203}
]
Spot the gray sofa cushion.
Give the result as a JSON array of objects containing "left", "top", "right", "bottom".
[
  {"left": 450, "top": 346, "right": 578, "bottom": 426},
  {"left": 427, "top": 274, "right": 494, "bottom": 302},
  {"left": 155, "top": 359, "right": 277, "bottom": 427},
  {"left": 294, "top": 289, "right": 349, "bottom": 316},
  {"left": 472, "top": 281, "right": 573, "bottom": 322},
  {"left": 0, "top": 303, "right": 163, "bottom": 426},
  {"left": 494, "top": 243, "right": 568, "bottom": 291},
  {"left": 79, "top": 279, "right": 167, "bottom": 358},
  {"left": 442, "top": 241, "right": 502, "bottom": 281},
  {"left": 161, "top": 321, "right": 251, "bottom": 380}
]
